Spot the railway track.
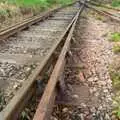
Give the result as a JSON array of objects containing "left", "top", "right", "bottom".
[
  {"left": 0, "top": 1, "right": 118, "bottom": 120},
  {"left": 88, "top": 0, "right": 120, "bottom": 12},
  {"left": 79, "top": 1, "right": 120, "bottom": 22},
  {"left": 0, "top": 1, "right": 85, "bottom": 120}
]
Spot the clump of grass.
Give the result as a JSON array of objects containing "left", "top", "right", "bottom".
[
  {"left": 111, "top": 0, "right": 120, "bottom": 7},
  {"left": 113, "top": 45, "right": 120, "bottom": 53},
  {"left": 110, "top": 32, "right": 120, "bottom": 42}
]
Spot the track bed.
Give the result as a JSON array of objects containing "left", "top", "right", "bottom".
[{"left": 0, "top": 3, "right": 79, "bottom": 112}]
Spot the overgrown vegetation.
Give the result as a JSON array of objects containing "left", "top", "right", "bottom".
[
  {"left": 0, "top": 0, "right": 73, "bottom": 13},
  {"left": 111, "top": 0, "right": 120, "bottom": 7}
]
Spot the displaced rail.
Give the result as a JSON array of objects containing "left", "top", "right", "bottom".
[{"left": 0, "top": 1, "right": 85, "bottom": 120}]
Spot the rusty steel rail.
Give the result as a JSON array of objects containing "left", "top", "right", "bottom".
[
  {"left": 0, "top": 9, "right": 58, "bottom": 40},
  {"left": 33, "top": 4, "right": 85, "bottom": 120},
  {"left": 0, "top": 2, "right": 80, "bottom": 120},
  {"left": 80, "top": 1, "right": 120, "bottom": 22},
  {"left": 91, "top": 7, "right": 120, "bottom": 22},
  {"left": 0, "top": 2, "right": 76, "bottom": 40}
]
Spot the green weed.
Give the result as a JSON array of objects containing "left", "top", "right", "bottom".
[{"left": 110, "top": 32, "right": 120, "bottom": 42}]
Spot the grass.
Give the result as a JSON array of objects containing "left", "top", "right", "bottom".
[
  {"left": 0, "top": 0, "right": 73, "bottom": 9},
  {"left": 0, "top": 0, "right": 73, "bottom": 22},
  {"left": 110, "top": 32, "right": 120, "bottom": 42},
  {"left": 111, "top": 0, "right": 120, "bottom": 7}
]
